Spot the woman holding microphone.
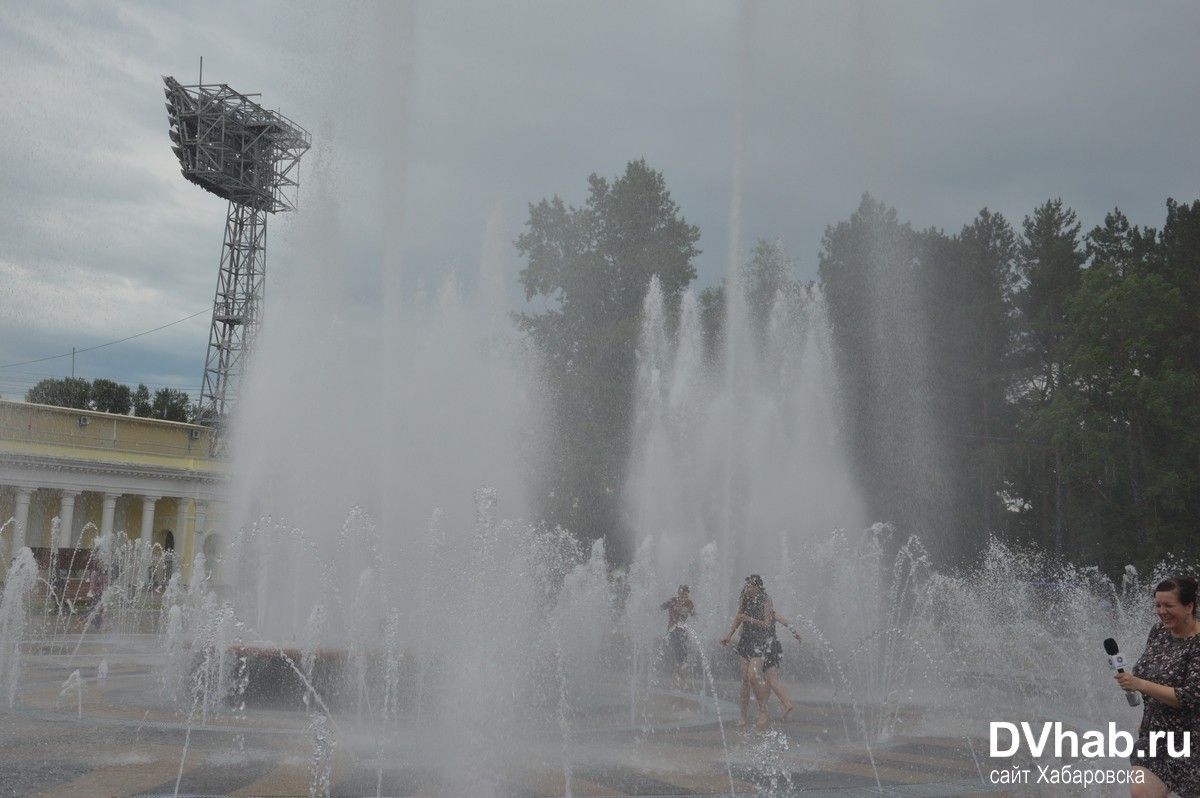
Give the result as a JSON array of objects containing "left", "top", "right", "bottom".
[{"left": 1114, "top": 576, "right": 1200, "bottom": 798}]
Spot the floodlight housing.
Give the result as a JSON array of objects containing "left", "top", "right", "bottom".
[{"left": 163, "top": 76, "right": 310, "bottom": 213}]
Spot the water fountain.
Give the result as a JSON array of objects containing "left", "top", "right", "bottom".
[
  {"left": 5, "top": 236, "right": 1173, "bottom": 796},
  {"left": 1, "top": 146, "right": 1180, "bottom": 794},
  {"left": 0, "top": 20, "right": 1181, "bottom": 798},
  {"left": 1, "top": 287, "right": 1183, "bottom": 798}
]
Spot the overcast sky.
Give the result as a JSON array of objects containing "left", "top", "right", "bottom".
[{"left": 2, "top": 0, "right": 1198, "bottom": 402}]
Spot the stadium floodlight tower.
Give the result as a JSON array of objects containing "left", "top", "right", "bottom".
[{"left": 163, "top": 75, "right": 310, "bottom": 454}]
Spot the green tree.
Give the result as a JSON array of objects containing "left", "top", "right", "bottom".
[
  {"left": 819, "top": 195, "right": 960, "bottom": 557},
  {"left": 920, "top": 209, "right": 1021, "bottom": 543},
  {"left": 693, "top": 238, "right": 804, "bottom": 361},
  {"left": 697, "top": 283, "right": 725, "bottom": 362},
  {"left": 1054, "top": 265, "right": 1182, "bottom": 565},
  {"left": 1158, "top": 199, "right": 1200, "bottom": 372},
  {"left": 816, "top": 194, "right": 1200, "bottom": 572},
  {"left": 25, "top": 377, "right": 91, "bottom": 409},
  {"left": 1011, "top": 199, "right": 1086, "bottom": 554},
  {"left": 148, "top": 388, "right": 191, "bottom": 422},
  {"left": 1051, "top": 204, "right": 1200, "bottom": 569},
  {"left": 132, "top": 384, "right": 152, "bottom": 417},
  {"left": 90, "top": 378, "right": 133, "bottom": 414},
  {"left": 515, "top": 159, "right": 700, "bottom": 559},
  {"left": 1014, "top": 199, "right": 1086, "bottom": 403},
  {"left": 742, "top": 238, "right": 800, "bottom": 344},
  {"left": 1086, "top": 207, "right": 1157, "bottom": 276}
]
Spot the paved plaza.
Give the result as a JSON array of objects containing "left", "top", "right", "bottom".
[{"left": 0, "top": 634, "right": 1021, "bottom": 798}]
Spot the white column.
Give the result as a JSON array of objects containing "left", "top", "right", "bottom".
[
  {"left": 172, "top": 498, "right": 189, "bottom": 584},
  {"left": 100, "top": 493, "right": 118, "bottom": 542},
  {"left": 12, "top": 487, "right": 33, "bottom": 553},
  {"left": 59, "top": 490, "right": 80, "bottom": 549},
  {"left": 193, "top": 501, "right": 213, "bottom": 583},
  {"left": 194, "top": 502, "right": 208, "bottom": 537},
  {"left": 139, "top": 495, "right": 159, "bottom": 548},
  {"left": 175, "top": 499, "right": 189, "bottom": 551},
  {"left": 139, "top": 495, "right": 159, "bottom": 588}
]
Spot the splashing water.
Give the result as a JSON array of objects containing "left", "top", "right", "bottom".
[{"left": 0, "top": 548, "right": 38, "bottom": 707}]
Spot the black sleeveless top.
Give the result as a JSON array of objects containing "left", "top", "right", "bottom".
[{"left": 736, "top": 591, "right": 774, "bottom": 658}]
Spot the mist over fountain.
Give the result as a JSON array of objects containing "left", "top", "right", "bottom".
[
  {"left": 222, "top": 205, "right": 537, "bottom": 646},
  {"left": 197, "top": 177, "right": 1173, "bottom": 786},
  {"left": 625, "top": 271, "right": 868, "bottom": 645},
  {"left": 2, "top": 173, "right": 1186, "bottom": 794},
  {"left": 1, "top": 220, "right": 1186, "bottom": 795},
  {"left": 188, "top": 145, "right": 598, "bottom": 791},
  {"left": 0, "top": 132, "right": 1187, "bottom": 796}
]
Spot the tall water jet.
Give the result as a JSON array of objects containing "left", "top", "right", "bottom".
[
  {"left": 0, "top": 548, "right": 38, "bottom": 708},
  {"left": 221, "top": 149, "right": 536, "bottom": 640},
  {"left": 180, "top": 76, "right": 606, "bottom": 790},
  {"left": 626, "top": 271, "right": 868, "bottom": 640}
]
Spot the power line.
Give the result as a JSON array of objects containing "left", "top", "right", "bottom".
[{"left": 0, "top": 308, "right": 210, "bottom": 370}]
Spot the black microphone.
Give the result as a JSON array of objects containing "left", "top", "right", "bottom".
[{"left": 1104, "top": 637, "right": 1141, "bottom": 707}]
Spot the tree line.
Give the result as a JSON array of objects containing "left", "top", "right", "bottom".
[
  {"left": 815, "top": 194, "right": 1199, "bottom": 572},
  {"left": 22, "top": 160, "right": 1195, "bottom": 573},
  {"left": 25, "top": 377, "right": 192, "bottom": 422},
  {"left": 517, "top": 161, "right": 1199, "bottom": 574}
]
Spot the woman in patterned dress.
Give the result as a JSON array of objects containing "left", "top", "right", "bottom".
[
  {"left": 1115, "top": 576, "right": 1200, "bottom": 798},
  {"left": 721, "top": 575, "right": 775, "bottom": 728}
]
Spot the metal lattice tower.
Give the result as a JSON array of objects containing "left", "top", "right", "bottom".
[{"left": 163, "top": 75, "right": 310, "bottom": 454}]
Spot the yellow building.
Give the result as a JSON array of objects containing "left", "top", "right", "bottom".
[{"left": 0, "top": 399, "right": 226, "bottom": 582}]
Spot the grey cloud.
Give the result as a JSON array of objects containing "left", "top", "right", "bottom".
[{"left": 3, "top": 0, "right": 1199, "bottom": 398}]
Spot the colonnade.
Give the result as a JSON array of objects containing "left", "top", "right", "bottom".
[
  {"left": 1, "top": 484, "right": 215, "bottom": 580},
  {"left": 4, "top": 486, "right": 209, "bottom": 554}
]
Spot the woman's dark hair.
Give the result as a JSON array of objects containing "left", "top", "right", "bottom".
[
  {"left": 1155, "top": 576, "right": 1199, "bottom": 613},
  {"left": 746, "top": 574, "right": 764, "bottom": 590}
]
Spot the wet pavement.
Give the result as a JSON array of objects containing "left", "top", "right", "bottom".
[{"left": 0, "top": 635, "right": 1020, "bottom": 797}]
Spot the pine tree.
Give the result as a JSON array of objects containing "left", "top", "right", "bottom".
[{"left": 515, "top": 160, "right": 700, "bottom": 559}]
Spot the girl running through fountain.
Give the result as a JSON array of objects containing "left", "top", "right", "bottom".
[{"left": 721, "top": 574, "right": 774, "bottom": 728}]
